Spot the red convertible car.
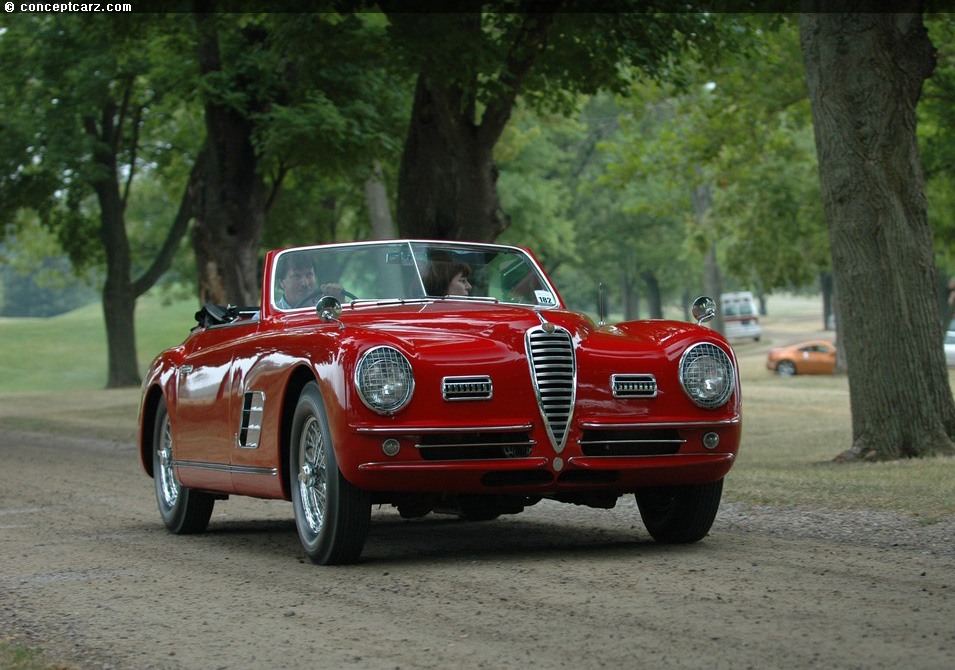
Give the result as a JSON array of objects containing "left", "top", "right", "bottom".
[{"left": 139, "top": 240, "right": 741, "bottom": 564}]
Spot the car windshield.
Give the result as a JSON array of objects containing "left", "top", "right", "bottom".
[{"left": 272, "top": 241, "right": 558, "bottom": 310}]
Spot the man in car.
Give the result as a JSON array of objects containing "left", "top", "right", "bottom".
[
  {"left": 276, "top": 254, "right": 318, "bottom": 309},
  {"left": 276, "top": 253, "right": 348, "bottom": 309}
]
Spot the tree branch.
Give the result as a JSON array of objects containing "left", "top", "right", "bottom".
[
  {"left": 480, "top": 11, "right": 557, "bottom": 144},
  {"left": 122, "top": 105, "right": 143, "bottom": 210},
  {"left": 132, "top": 141, "right": 207, "bottom": 298},
  {"left": 112, "top": 77, "right": 135, "bottom": 156}
]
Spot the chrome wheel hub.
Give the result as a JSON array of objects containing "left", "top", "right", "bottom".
[
  {"left": 157, "top": 419, "right": 179, "bottom": 507},
  {"left": 296, "top": 416, "right": 328, "bottom": 535}
]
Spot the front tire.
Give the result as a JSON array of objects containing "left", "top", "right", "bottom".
[
  {"left": 153, "top": 397, "right": 215, "bottom": 534},
  {"left": 776, "top": 360, "right": 797, "bottom": 377},
  {"left": 456, "top": 495, "right": 502, "bottom": 522},
  {"left": 290, "top": 382, "right": 371, "bottom": 565},
  {"left": 635, "top": 479, "right": 723, "bottom": 544}
]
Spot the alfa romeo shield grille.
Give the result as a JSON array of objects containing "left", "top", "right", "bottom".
[{"left": 526, "top": 326, "right": 576, "bottom": 452}]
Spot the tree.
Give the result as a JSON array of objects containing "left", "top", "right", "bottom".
[
  {"left": 919, "top": 15, "right": 955, "bottom": 326},
  {"left": 495, "top": 102, "right": 582, "bottom": 277},
  {"left": 189, "top": 9, "right": 408, "bottom": 304},
  {"left": 0, "top": 15, "right": 201, "bottom": 387},
  {"left": 380, "top": 6, "right": 731, "bottom": 243},
  {"left": 590, "top": 16, "right": 840, "bottom": 340},
  {"left": 190, "top": 11, "right": 269, "bottom": 306},
  {"left": 494, "top": 93, "right": 690, "bottom": 320},
  {"left": 0, "top": 217, "right": 98, "bottom": 317},
  {"left": 591, "top": 90, "right": 711, "bottom": 320},
  {"left": 800, "top": 8, "right": 955, "bottom": 460}
]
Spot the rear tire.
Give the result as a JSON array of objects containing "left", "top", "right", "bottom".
[
  {"left": 290, "top": 382, "right": 371, "bottom": 565},
  {"left": 153, "top": 397, "right": 215, "bottom": 534},
  {"left": 635, "top": 479, "right": 723, "bottom": 544}
]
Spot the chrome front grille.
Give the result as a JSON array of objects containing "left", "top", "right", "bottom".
[
  {"left": 526, "top": 326, "right": 576, "bottom": 452},
  {"left": 442, "top": 375, "right": 493, "bottom": 401},
  {"left": 612, "top": 374, "right": 657, "bottom": 398}
]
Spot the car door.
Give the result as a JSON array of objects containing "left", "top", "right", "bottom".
[
  {"left": 802, "top": 345, "right": 835, "bottom": 374},
  {"left": 227, "top": 346, "right": 286, "bottom": 499},
  {"left": 173, "top": 327, "right": 239, "bottom": 492}
]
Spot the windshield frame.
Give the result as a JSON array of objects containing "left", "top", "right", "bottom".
[{"left": 268, "top": 240, "right": 563, "bottom": 312}]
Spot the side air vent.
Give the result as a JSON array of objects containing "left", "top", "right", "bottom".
[
  {"left": 526, "top": 326, "right": 576, "bottom": 453},
  {"left": 238, "top": 391, "right": 265, "bottom": 448},
  {"left": 612, "top": 374, "right": 657, "bottom": 398},
  {"left": 442, "top": 376, "right": 493, "bottom": 401}
]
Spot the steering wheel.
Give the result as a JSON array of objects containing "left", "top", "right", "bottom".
[{"left": 294, "top": 286, "right": 358, "bottom": 309}]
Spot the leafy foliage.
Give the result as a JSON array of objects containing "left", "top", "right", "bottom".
[
  {"left": 921, "top": 15, "right": 955, "bottom": 275},
  {"left": 598, "top": 17, "right": 828, "bottom": 298},
  {"left": 0, "top": 14, "right": 200, "bottom": 273}
]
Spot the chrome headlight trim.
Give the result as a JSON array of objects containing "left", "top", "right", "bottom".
[
  {"left": 679, "top": 342, "right": 735, "bottom": 410},
  {"left": 355, "top": 346, "right": 414, "bottom": 415}
]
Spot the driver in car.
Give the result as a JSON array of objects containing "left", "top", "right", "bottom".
[{"left": 276, "top": 254, "right": 345, "bottom": 309}]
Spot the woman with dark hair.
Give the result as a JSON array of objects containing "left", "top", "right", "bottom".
[{"left": 424, "top": 261, "right": 472, "bottom": 296}]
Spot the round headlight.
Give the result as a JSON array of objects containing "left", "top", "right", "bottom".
[
  {"left": 679, "top": 342, "right": 735, "bottom": 409},
  {"left": 356, "top": 346, "right": 414, "bottom": 414}
]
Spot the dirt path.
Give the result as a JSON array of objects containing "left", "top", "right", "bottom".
[{"left": 2, "top": 417, "right": 954, "bottom": 669}]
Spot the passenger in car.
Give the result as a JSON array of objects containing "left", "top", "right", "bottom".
[{"left": 424, "top": 261, "right": 472, "bottom": 297}]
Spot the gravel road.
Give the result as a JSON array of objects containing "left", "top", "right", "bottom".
[{"left": 2, "top": 419, "right": 954, "bottom": 670}]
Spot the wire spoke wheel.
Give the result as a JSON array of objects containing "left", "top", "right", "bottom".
[
  {"left": 152, "top": 396, "right": 214, "bottom": 534},
  {"left": 290, "top": 382, "right": 371, "bottom": 565},
  {"left": 297, "top": 415, "right": 329, "bottom": 536}
]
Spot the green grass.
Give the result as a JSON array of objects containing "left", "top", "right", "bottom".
[
  {"left": 729, "top": 370, "right": 955, "bottom": 522},
  {"left": 0, "top": 637, "right": 72, "bottom": 670},
  {"left": 0, "top": 291, "right": 198, "bottom": 394}
]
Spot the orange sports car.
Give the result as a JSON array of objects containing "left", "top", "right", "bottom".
[{"left": 766, "top": 340, "right": 836, "bottom": 376}]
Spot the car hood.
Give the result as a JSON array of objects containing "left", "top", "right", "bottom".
[{"left": 336, "top": 300, "right": 716, "bottom": 365}]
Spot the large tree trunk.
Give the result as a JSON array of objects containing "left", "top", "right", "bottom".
[
  {"left": 192, "top": 12, "right": 268, "bottom": 307},
  {"left": 191, "top": 135, "right": 266, "bottom": 307},
  {"left": 95, "top": 176, "right": 140, "bottom": 388},
  {"left": 85, "top": 92, "right": 202, "bottom": 387},
  {"left": 395, "top": 77, "right": 508, "bottom": 241},
  {"left": 800, "top": 9, "right": 955, "bottom": 460},
  {"left": 85, "top": 100, "right": 145, "bottom": 389},
  {"left": 389, "top": 11, "right": 555, "bottom": 242}
]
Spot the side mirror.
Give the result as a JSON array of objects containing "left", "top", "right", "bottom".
[
  {"left": 691, "top": 296, "right": 717, "bottom": 325},
  {"left": 316, "top": 295, "right": 343, "bottom": 324}
]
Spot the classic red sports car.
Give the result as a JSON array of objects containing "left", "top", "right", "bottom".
[{"left": 139, "top": 240, "right": 741, "bottom": 564}]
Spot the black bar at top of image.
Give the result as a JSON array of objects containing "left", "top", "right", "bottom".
[
  {"left": 88, "top": 0, "right": 954, "bottom": 15},
  {"left": 121, "top": 1, "right": 808, "bottom": 15}
]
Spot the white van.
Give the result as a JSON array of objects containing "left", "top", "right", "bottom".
[{"left": 721, "top": 291, "right": 761, "bottom": 342}]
